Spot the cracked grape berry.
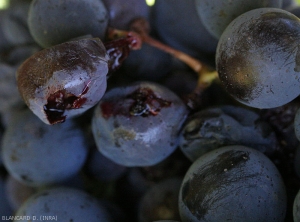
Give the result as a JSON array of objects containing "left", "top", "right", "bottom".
[
  {"left": 216, "top": 8, "right": 300, "bottom": 109},
  {"left": 17, "top": 38, "right": 109, "bottom": 125},
  {"left": 92, "top": 81, "right": 189, "bottom": 167}
]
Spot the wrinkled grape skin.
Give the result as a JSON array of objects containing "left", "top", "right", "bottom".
[
  {"left": 216, "top": 8, "right": 300, "bottom": 109},
  {"left": 195, "top": 0, "right": 282, "bottom": 39},
  {"left": 14, "top": 187, "right": 113, "bottom": 222},
  {"left": 17, "top": 38, "right": 109, "bottom": 125},
  {"left": 92, "top": 82, "right": 189, "bottom": 167},
  {"left": 28, "top": 0, "right": 108, "bottom": 48},
  {"left": 179, "top": 145, "right": 287, "bottom": 222},
  {"left": 179, "top": 106, "right": 278, "bottom": 161}
]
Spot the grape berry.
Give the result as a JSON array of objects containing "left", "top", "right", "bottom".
[{"left": 1, "top": 0, "right": 300, "bottom": 222}]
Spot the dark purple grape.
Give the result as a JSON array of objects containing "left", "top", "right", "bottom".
[
  {"left": 85, "top": 147, "right": 127, "bottom": 182},
  {"left": 160, "top": 68, "right": 198, "bottom": 98},
  {"left": 15, "top": 187, "right": 113, "bottom": 222},
  {"left": 216, "top": 8, "right": 300, "bottom": 108},
  {"left": 102, "top": 0, "right": 149, "bottom": 30},
  {"left": 0, "top": 63, "right": 24, "bottom": 114},
  {"left": 28, "top": 0, "right": 108, "bottom": 48},
  {"left": 0, "top": 10, "right": 11, "bottom": 52},
  {"left": 151, "top": 0, "right": 218, "bottom": 66},
  {"left": 179, "top": 145, "right": 287, "bottom": 221},
  {"left": 1, "top": 109, "right": 89, "bottom": 186},
  {"left": 2, "top": 0, "right": 35, "bottom": 46},
  {"left": 17, "top": 38, "right": 109, "bottom": 125},
  {"left": 122, "top": 43, "right": 172, "bottom": 82},
  {"left": 195, "top": 0, "right": 282, "bottom": 39},
  {"left": 92, "top": 81, "right": 189, "bottom": 167},
  {"left": 5, "top": 44, "right": 41, "bottom": 66}
]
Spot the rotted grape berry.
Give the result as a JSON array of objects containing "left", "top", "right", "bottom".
[
  {"left": 17, "top": 38, "right": 109, "bottom": 125},
  {"left": 92, "top": 81, "right": 189, "bottom": 167},
  {"left": 179, "top": 105, "right": 279, "bottom": 161},
  {"left": 179, "top": 145, "right": 287, "bottom": 222},
  {"left": 216, "top": 8, "right": 300, "bottom": 109}
]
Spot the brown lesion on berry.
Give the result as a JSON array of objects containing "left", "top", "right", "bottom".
[
  {"left": 100, "top": 86, "right": 173, "bottom": 119},
  {"left": 43, "top": 84, "right": 89, "bottom": 124},
  {"left": 128, "top": 88, "right": 172, "bottom": 117}
]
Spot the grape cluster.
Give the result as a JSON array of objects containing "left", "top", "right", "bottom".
[{"left": 1, "top": 0, "right": 300, "bottom": 221}]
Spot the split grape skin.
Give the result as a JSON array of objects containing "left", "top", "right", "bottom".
[
  {"left": 16, "top": 38, "right": 109, "bottom": 125},
  {"left": 92, "top": 81, "right": 189, "bottom": 167},
  {"left": 16, "top": 18, "right": 214, "bottom": 125},
  {"left": 16, "top": 34, "right": 143, "bottom": 125},
  {"left": 3, "top": 0, "right": 300, "bottom": 221}
]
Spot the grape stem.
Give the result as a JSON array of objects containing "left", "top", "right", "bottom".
[
  {"left": 106, "top": 26, "right": 202, "bottom": 74},
  {"left": 106, "top": 18, "right": 219, "bottom": 110}
]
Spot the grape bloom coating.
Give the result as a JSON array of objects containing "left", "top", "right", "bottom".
[
  {"left": 216, "top": 8, "right": 300, "bottom": 109},
  {"left": 17, "top": 38, "right": 109, "bottom": 125}
]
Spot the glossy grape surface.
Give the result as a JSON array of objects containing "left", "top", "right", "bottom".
[
  {"left": 92, "top": 81, "right": 188, "bottom": 167},
  {"left": 195, "top": 0, "right": 282, "bottom": 39},
  {"left": 17, "top": 38, "right": 109, "bottom": 125},
  {"left": 179, "top": 145, "right": 287, "bottom": 222},
  {"left": 216, "top": 8, "right": 300, "bottom": 108},
  {"left": 27, "top": 0, "right": 108, "bottom": 48}
]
